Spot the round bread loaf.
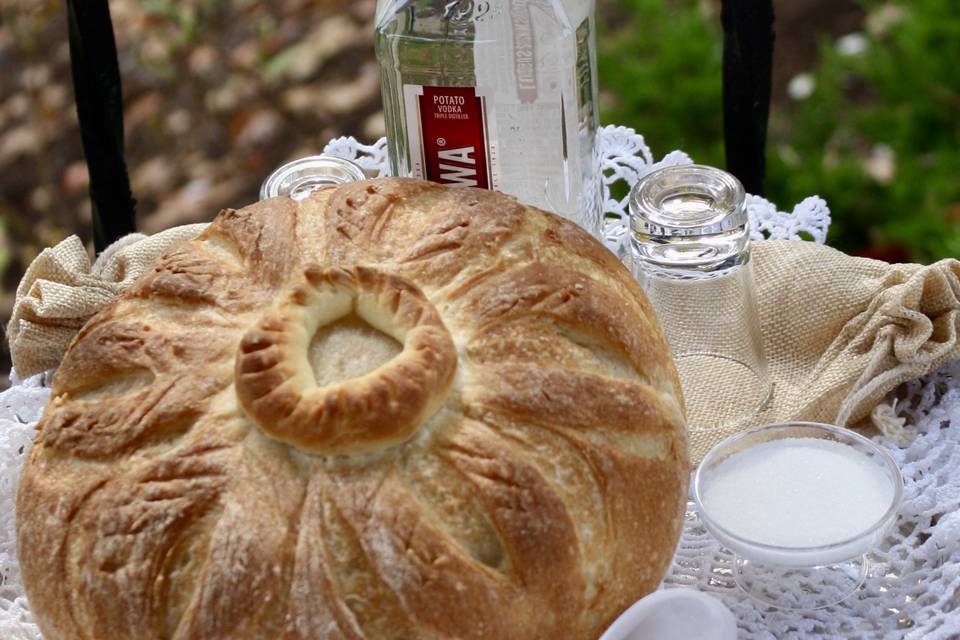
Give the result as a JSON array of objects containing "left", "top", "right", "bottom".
[{"left": 17, "top": 178, "right": 688, "bottom": 640}]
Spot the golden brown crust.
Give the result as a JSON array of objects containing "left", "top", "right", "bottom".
[{"left": 17, "top": 178, "right": 688, "bottom": 640}]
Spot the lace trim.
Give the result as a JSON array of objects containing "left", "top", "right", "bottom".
[{"left": 324, "top": 126, "right": 834, "bottom": 260}]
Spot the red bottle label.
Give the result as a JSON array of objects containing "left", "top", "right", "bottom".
[{"left": 404, "top": 85, "right": 497, "bottom": 190}]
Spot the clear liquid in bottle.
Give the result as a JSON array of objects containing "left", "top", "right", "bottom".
[{"left": 375, "top": 0, "right": 601, "bottom": 234}]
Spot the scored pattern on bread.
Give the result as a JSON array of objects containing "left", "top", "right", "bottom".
[{"left": 17, "top": 178, "right": 688, "bottom": 640}]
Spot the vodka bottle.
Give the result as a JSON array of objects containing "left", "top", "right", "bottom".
[{"left": 375, "top": 0, "right": 601, "bottom": 235}]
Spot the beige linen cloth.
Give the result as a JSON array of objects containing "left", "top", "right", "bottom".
[
  {"left": 6, "top": 225, "right": 207, "bottom": 377},
  {"left": 6, "top": 231, "right": 960, "bottom": 464},
  {"left": 701, "top": 240, "right": 960, "bottom": 463}
]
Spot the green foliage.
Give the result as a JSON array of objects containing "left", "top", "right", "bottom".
[
  {"left": 767, "top": 0, "right": 960, "bottom": 260},
  {"left": 597, "top": 0, "right": 725, "bottom": 168},
  {"left": 598, "top": 0, "right": 960, "bottom": 260}
]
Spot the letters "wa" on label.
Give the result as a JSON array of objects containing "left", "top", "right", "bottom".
[{"left": 438, "top": 147, "right": 478, "bottom": 187}]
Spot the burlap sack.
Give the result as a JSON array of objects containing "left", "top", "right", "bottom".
[
  {"left": 6, "top": 231, "right": 959, "bottom": 466},
  {"left": 682, "top": 240, "right": 960, "bottom": 463},
  {"left": 6, "top": 225, "right": 207, "bottom": 377}
]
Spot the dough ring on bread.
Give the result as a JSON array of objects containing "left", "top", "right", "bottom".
[{"left": 236, "top": 265, "right": 457, "bottom": 454}]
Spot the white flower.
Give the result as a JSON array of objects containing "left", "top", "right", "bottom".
[
  {"left": 867, "top": 4, "right": 906, "bottom": 36},
  {"left": 777, "top": 145, "right": 800, "bottom": 167},
  {"left": 788, "top": 73, "right": 816, "bottom": 101},
  {"left": 864, "top": 144, "right": 897, "bottom": 184},
  {"left": 837, "top": 33, "right": 869, "bottom": 56}
]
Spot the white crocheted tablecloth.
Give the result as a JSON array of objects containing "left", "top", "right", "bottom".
[{"left": 1, "top": 128, "right": 957, "bottom": 639}]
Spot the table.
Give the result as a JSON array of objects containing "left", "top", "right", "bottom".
[{"left": 1, "top": 127, "right": 956, "bottom": 639}]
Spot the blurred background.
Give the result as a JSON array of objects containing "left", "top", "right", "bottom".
[{"left": 0, "top": 0, "right": 958, "bottom": 380}]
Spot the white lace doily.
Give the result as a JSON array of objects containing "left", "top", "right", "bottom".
[
  {"left": 0, "top": 128, "right": 955, "bottom": 639},
  {"left": 323, "top": 126, "right": 833, "bottom": 258}
]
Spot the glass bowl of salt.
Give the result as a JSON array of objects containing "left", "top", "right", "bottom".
[{"left": 693, "top": 421, "right": 903, "bottom": 610}]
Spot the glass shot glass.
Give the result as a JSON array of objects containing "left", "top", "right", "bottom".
[
  {"left": 260, "top": 155, "right": 367, "bottom": 200},
  {"left": 693, "top": 422, "right": 903, "bottom": 610},
  {"left": 629, "top": 164, "right": 771, "bottom": 431}
]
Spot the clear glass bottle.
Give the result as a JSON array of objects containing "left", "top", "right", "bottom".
[{"left": 375, "top": 0, "right": 601, "bottom": 235}]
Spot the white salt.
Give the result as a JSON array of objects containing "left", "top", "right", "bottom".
[{"left": 701, "top": 438, "right": 895, "bottom": 548}]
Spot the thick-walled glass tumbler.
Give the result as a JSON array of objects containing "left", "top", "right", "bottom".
[
  {"left": 629, "top": 164, "right": 770, "bottom": 431},
  {"left": 260, "top": 155, "right": 366, "bottom": 200}
]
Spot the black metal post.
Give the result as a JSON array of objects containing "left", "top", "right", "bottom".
[
  {"left": 721, "top": 0, "right": 775, "bottom": 196},
  {"left": 67, "top": 0, "right": 136, "bottom": 252}
]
